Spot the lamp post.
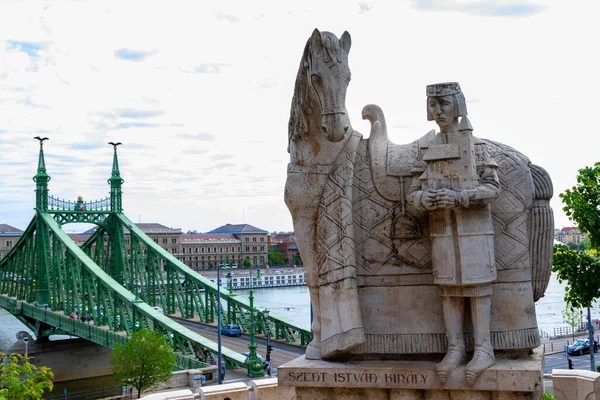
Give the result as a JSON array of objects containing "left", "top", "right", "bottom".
[
  {"left": 217, "top": 264, "right": 223, "bottom": 384},
  {"left": 23, "top": 336, "right": 29, "bottom": 358},
  {"left": 246, "top": 268, "right": 264, "bottom": 378},
  {"left": 588, "top": 306, "right": 596, "bottom": 371}
]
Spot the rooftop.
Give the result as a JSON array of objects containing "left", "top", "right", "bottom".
[
  {"left": 181, "top": 234, "right": 240, "bottom": 243},
  {"left": 207, "top": 223, "right": 267, "bottom": 235},
  {"left": 0, "top": 224, "right": 24, "bottom": 234}
]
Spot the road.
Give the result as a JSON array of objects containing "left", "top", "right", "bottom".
[
  {"left": 545, "top": 351, "right": 599, "bottom": 374},
  {"left": 172, "top": 317, "right": 305, "bottom": 369},
  {"left": 175, "top": 317, "right": 600, "bottom": 377}
]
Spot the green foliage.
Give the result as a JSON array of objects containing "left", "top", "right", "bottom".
[
  {"left": 243, "top": 259, "right": 252, "bottom": 268},
  {"left": 542, "top": 391, "right": 556, "bottom": 400},
  {"left": 208, "top": 263, "right": 215, "bottom": 269},
  {"left": 560, "top": 162, "right": 600, "bottom": 250},
  {"left": 294, "top": 252, "right": 303, "bottom": 266},
  {"left": 268, "top": 248, "right": 285, "bottom": 266},
  {"left": 110, "top": 329, "right": 176, "bottom": 399},
  {"left": 0, "top": 352, "right": 54, "bottom": 400},
  {"left": 553, "top": 244, "right": 600, "bottom": 309},
  {"left": 562, "top": 305, "right": 583, "bottom": 340}
]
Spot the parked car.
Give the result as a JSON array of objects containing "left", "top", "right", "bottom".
[
  {"left": 242, "top": 351, "right": 269, "bottom": 369},
  {"left": 567, "top": 339, "right": 599, "bottom": 356},
  {"left": 221, "top": 323, "right": 243, "bottom": 337},
  {"left": 152, "top": 306, "right": 164, "bottom": 314}
]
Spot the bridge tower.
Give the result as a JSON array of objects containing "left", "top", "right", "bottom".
[
  {"left": 33, "top": 137, "right": 51, "bottom": 305},
  {"left": 107, "top": 143, "right": 126, "bottom": 284}
]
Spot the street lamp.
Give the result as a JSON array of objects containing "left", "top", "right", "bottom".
[
  {"left": 246, "top": 268, "right": 265, "bottom": 378},
  {"left": 217, "top": 264, "right": 223, "bottom": 384},
  {"left": 23, "top": 336, "right": 29, "bottom": 358}
]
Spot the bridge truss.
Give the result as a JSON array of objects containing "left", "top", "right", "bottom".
[{"left": 0, "top": 140, "right": 310, "bottom": 375}]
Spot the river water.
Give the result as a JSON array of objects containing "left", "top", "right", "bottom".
[
  {"left": 3, "top": 276, "right": 599, "bottom": 352},
  {"left": 1, "top": 274, "right": 598, "bottom": 393}
]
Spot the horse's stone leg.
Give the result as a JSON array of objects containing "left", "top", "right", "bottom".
[{"left": 305, "top": 284, "right": 322, "bottom": 360}]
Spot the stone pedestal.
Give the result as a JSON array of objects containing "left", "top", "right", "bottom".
[{"left": 278, "top": 347, "right": 544, "bottom": 399}]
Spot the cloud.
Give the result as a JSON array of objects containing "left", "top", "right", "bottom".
[
  {"left": 116, "top": 109, "right": 165, "bottom": 119},
  {"left": 193, "top": 63, "right": 230, "bottom": 74},
  {"left": 181, "top": 148, "right": 210, "bottom": 155},
  {"left": 358, "top": 1, "right": 372, "bottom": 13},
  {"left": 212, "top": 10, "right": 241, "bottom": 23},
  {"left": 255, "top": 78, "right": 277, "bottom": 90},
  {"left": 5, "top": 40, "right": 47, "bottom": 57},
  {"left": 411, "top": 0, "right": 544, "bottom": 17},
  {"left": 114, "top": 48, "right": 157, "bottom": 61},
  {"left": 210, "top": 154, "right": 235, "bottom": 161},
  {"left": 114, "top": 122, "right": 164, "bottom": 129},
  {"left": 175, "top": 133, "right": 215, "bottom": 142}
]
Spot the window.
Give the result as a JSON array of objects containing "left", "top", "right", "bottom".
[
  {"left": 260, "top": 237, "right": 264, "bottom": 242},
  {"left": 172, "top": 237, "right": 177, "bottom": 244},
  {"left": 6, "top": 240, "right": 13, "bottom": 248},
  {"left": 188, "top": 248, "right": 192, "bottom": 253},
  {"left": 245, "top": 246, "right": 250, "bottom": 252},
  {"left": 208, "top": 247, "right": 211, "bottom": 253},
  {"left": 195, "top": 248, "right": 198, "bottom": 253},
  {"left": 253, "top": 246, "right": 257, "bottom": 252},
  {"left": 226, "top": 247, "right": 229, "bottom": 252},
  {"left": 253, "top": 237, "right": 257, "bottom": 242},
  {"left": 245, "top": 237, "right": 249, "bottom": 243},
  {"left": 260, "top": 246, "right": 265, "bottom": 252},
  {"left": 153, "top": 238, "right": 158, "bottom": 244},
  {"left": 238, "top": 246, "right": 241, "bottom": 252},
  {"left": 220, "top": 247, "right": 223, "bottom": 252},
  {"left": 125, "top": 238, "right": 130, "bottom": 245},
  {"left": 171, "top": 248, "right": 176, "bottom": 254},
  {"left": 202, "top": 247, "right": 205, "bottom": 253},
  {"left": 202, "top": 256, "right": 205, "bottom": 260},
  {"left": 213, "top": 247, "right": 217, "bottom": 253},
  {"left": 162, "top": 237, "right": 168, "bottom": 244}
]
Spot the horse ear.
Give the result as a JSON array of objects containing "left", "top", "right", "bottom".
[
  {"left": 340, "top": 31, "right": 351, "bottom": 54},
  {"left": 311, "top": 28, "right": 322, "bottom": 52}
]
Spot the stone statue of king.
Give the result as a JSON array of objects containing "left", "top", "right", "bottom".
[{"left": 407, "top": 82, "right": 500, "bottom": 385}]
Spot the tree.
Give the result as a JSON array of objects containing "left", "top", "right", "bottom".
[
  {"left": 243, "top": 259, "right": 252, "bottom": 268},
  {"left": 0, "top": 352, "right": 54, "bottom": 400},
  {"left": 553, "top": 244, "right": 600, "bottom": 309},
  {"left": 268, "top": 248, "right": 285, "bottom": 266},
  {"left": 560, "top": 162, "right": 600, "bottom": 250},
  {"left": 294, "top": 252, "right": 303, "bottom": 266},
  {"left": 110, "top": 329, "right": 176, "bottom": 399},
  {"left": 562, "top": 305, "right": 584, "bottom": 341}
]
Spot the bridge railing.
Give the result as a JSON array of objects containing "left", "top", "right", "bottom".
[
  {"left": 0, "top": 295, "right": 208, "bottom": 371},
  {"left": 0, "top": 214, "right": 248, "bottom": 370},
  {"left": 116, "top": 214, "right": 311, "bottom": 346}
]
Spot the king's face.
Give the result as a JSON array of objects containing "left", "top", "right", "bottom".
[{"left": 428, "top": 95, "right": 457, "bottom": 133}]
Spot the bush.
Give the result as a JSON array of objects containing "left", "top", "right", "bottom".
[{"left": 542, "top": 391, "right": 556, "bottom": 400}]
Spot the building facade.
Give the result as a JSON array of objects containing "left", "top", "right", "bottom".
[
  {"left": 0, "top": 224, "right": 24, "bottom": 260},
  {"left": 122, "top": 222, "right": 269, "bottom": 270},
  {"left": 555, "top": 227, "right": 588, "bottom": 246}
]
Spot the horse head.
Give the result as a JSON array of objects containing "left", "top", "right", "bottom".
[{"left": 289, "top": 29, "right": 352, "bottom": 148}]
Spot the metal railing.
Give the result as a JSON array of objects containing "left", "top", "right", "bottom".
[{"left": 43, "top": 384, "right": 127, "bottom": 400}]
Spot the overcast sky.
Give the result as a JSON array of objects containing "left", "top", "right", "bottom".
[{"left": 1, "top": 0, "right": 598, "bottom": 233}]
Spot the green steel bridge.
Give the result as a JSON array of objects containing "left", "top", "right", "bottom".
[{"left": 0, "top": 139, "right": 310, "bottom": 376}]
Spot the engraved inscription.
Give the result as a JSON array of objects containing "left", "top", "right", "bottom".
[
  {"left": 283, "top": 370, "right": 433, "bottom": 387},
  {"left": 287, "top": 372, "right": 327, "bottom": 382},
  {"left": 333, "top": 372, "right": 378, "bottom": 383},
  {"left": 384, "top": 373, "right": 429, "bottom": 385}
]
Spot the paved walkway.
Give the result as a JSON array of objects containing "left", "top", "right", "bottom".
[{"left": 541, "top": 332, "right": 600, "bottom": 355}]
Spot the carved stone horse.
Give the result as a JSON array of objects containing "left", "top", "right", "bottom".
[{"left": 285, "top": 30, "right": 553, "bottom": 361}]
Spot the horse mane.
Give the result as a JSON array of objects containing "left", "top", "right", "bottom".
[{"left": 288, "top": 32, "right": 347, "bottom": 152}]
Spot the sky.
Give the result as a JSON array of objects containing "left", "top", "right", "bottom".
[{"left": 1, "top": 0, "right": 599, "bottom": 234}]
